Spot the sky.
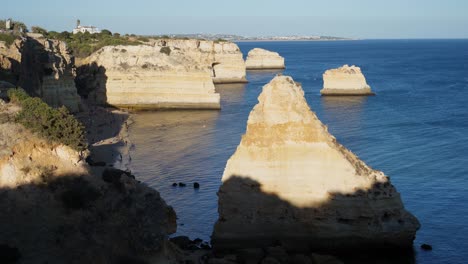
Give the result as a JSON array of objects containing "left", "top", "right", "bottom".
[{"left": 2, "top": 0, "right": 468, "bottom": 39}]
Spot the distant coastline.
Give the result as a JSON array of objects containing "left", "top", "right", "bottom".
[{"left": 143, "top": 33, "right": 357, "bottom": 42}]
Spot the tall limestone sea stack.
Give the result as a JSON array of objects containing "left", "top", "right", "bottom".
[
  {"left": 245, "top": 48, "right": 285, "bottom": 70},
  {"left": 212, "top": 75, "right": 419, "bottom": 252},
  {"left": 77, "top": 39, "right": 246, "bottom": 109},
  {"left": 321, "top": 64, "right": 374, "bottom": 95}
]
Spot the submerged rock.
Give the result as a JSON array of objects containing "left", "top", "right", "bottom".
[
  {"left": 212, "top": 75, "right": 419, "bottom": 252},
  {"left": 321, "top": 64, "right": 374, "bottom": 95},
  {"left": 245, "top": 48, "right": 285, "bottom": 70}
]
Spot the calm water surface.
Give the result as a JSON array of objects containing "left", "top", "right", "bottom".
[{"left": 129, "top": 40, "right": 468, "bottom": 263}]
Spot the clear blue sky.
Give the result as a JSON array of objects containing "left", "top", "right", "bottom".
[{"left": 2, "top": 0, "right": 468, "bottom": 38}]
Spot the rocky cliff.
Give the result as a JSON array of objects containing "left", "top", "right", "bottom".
[
  {"left": 321, "top": 64, "right": 374, "bottom": 95},
  {"left": 245, "top": 48, "right": 285, "bottom": 70},
  {"left": 0, "top": 102, "right": 176, "bottom": 263},
  {"left": 212, "top": 75, "right": 419, "bottom": 252},
  {"left": 77, "top": 39, "right": 246, "bottom": 109},
  {"left": 0, "top": 35, "right": 81, "bottom": 111}
]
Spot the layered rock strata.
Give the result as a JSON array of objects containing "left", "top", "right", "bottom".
[
  {"left": 77, "top": 39, "right": 247, "bottom": 109},
  {"left": 212, "top": 75, "right": 419, "bottom": 252},
  {"left": 0, "top": 36, "right": 81, "bottom": 111},
  {"left": 245, "top": 48, "right": 285, "bottom": 70},
  {"left": 321, "top": 65, "right": 374, "bottom": 95}
]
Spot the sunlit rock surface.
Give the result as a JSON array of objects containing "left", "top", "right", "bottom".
[
  {"left": 212, "top": 75, "right": 419, "bottom": 251},
  {"left": 245, "top": 48, "right": 285, "bottom": 70},
  {"left": 321, "top": 64, "right": 374, "bottom": 95},
  {"left": 77, "top": 39, "right": 246, "bottom": 109}
]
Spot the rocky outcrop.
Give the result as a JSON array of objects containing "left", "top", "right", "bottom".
[
  {"left": 321, "top": 65, "right": 374, "bottom": 95},
  {"left": 0, "top": 102, "right": 176, "bottom": 263},
  {"left": 0, "top": 36, "right": 81, "bottom": 111},
  {"left": 245, "top": 48, "right": 285, "bottom": 70},
  {"left": 212, "top": 75, "right": 419, "bottom": 252},
  {"left": 77, "top": 39, "right": 246, "bottom": 109}
]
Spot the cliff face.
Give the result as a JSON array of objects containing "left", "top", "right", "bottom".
[
  {"left": 245, "top": 48, "right": 285, "bottom": 70},
  {"left": 212, "top": 75, "right": 419, "bottom": 251},
  {"left": 321, "top": 64, "right": 374, "bottom": 95},
  {"left": 0, "top": 36, "right": 81, "bottom": 111},
  {"left": 77, "top": 39, "right": 246, "bottom": 109},
  {"left": 0, "top": 103, "right": 176, "bottom": 263}
]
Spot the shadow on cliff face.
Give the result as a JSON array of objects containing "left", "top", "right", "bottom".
[
  {"left": 212, "top": 176, "right": 419, "bottom": 264},
  {"left": 75, "top": 62, "right": 108, "bottom": 105},
  {"left": 0, "top": 170, "right": 176, "bottom": 264}
]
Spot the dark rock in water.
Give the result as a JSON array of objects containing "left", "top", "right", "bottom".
[
  {"left": 178, "top": 182, "right": 186, "bottom": 187},
  {"left": 172, "top": 183, "right": 178, "bottom": 187},
  {"left": 92, "top": 161, "right": 107, "bottom": 166},
  {"left": 193, "top": 238, "right": 203, "bottom": 244},
  {"left": 421, "top": 244, "right": 433, "bottom": 251},
  {"left": 201, "top": 242, "right": 212, "bottom": 250},
  {"left": 170, "top": 236, "right": 192, "bottom": 250},
  {"left": 0, "top": 244, "right": 21, "bottom": 263},
  {"left": 102, "top": 168, "right": 124, "bottom": 183},
  {"left": 193, "top": 182, "right": 200, "bottom": 189}
]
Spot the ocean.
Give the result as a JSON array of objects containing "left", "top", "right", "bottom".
[{"left": 128, "top": 40, "right": 468, "bottom": 263}]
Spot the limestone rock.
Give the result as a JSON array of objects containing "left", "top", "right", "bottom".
[
  {"left": 245, "top": 48, "right": 285, "bottom": 70},
  {"left": 0, "top": 36, "right": 81, "bottom": 112},
  {"left": 212, "top": 75, "right": 419, "bottom": 252},
  {"left": 77, "top": 39, "right": 247, "bottom": 109},
  {"left": 321, "top": 65, "right": 374, "bottom": 95}
]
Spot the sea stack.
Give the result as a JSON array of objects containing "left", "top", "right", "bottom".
[
  {"left": 212, "top": 75, "right": 419, "bottom": 252},
  {"left": 245, "top": 48, "right": 285, "bottom": 70},
  {"left": 321, "top": 64, "right": 374, "bottom": 95}
]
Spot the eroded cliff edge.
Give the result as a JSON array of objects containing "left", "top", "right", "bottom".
[
  {"left": 0, "top": 35, "right": 81, "bottom": 112},
  {"left": 76, "top": 39, "right": 247, "bottom": 109},
  {"left": 0, "top": 99, "right": 176, "bottom": 263},
  {"left": 212, "top": 75, "right": 419, "bottom": 252}
]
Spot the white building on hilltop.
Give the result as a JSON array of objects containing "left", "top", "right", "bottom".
[{"left": 72, "top": 19, "right": 101, "bottom": 34}]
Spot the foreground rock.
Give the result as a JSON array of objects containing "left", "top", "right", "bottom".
[
  {"left": 212, "top": 75, "right": 419, "bottom": 252},
  {"left": 77, "top": 39, "right": 247, "bottom": 109},
  {"left": 0, "top": 35, "right": 81, "bottom": 111},
  {"left": 0, "top": 102, "right": 176, "bottom": 263},
  {"left": 321, "top": 65, "right": 374, "bottom": 95},
  {"left": 245, "top": 48, "right": 285, "bottom": 70}
]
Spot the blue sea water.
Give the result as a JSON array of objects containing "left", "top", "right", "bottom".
[{"left": 129, "top": 40, "right": 468, "bottom": 263}]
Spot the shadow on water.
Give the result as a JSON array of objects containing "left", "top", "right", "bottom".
[{"left": 213, "top": 176, "right": 418, "bottom": 264}]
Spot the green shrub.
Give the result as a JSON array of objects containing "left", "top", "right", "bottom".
[
  {"left": 31, "top": 26, "right": 48, "bottom": 35},
  {"left": 0, "top": 33, "right": 17, "bottom": 46},
  {"left": 160, "top": 46, "right": 171, "bottom": 56},
  {"left": 7, "top": 88, "right": 87, "bottom": 151}
]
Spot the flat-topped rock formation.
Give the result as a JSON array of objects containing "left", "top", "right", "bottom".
[
  {"left": 77, "top": 39, "right": 247, "bottom": 109},
  {"left": 212, "top": 75, "right": 419, "bottom": 252},
  {"left": 321, "top": 65, "right": 374, "bottom": 95},
  {"left": 245, "top": 48, "right": 285, "bottom": 70},
  {"left": 0, "top": 36, "right": 81, "bottom": 112}
]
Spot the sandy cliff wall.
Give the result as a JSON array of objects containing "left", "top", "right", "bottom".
[
  {"left": 212, "top": 75, "right": 419, "bottom": 252},
  {"left": 77, "top": 39, "right": 246, "bottom": 109},
  {"left": 0, "top": 36, "right": 81, "bottom": 111}
]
